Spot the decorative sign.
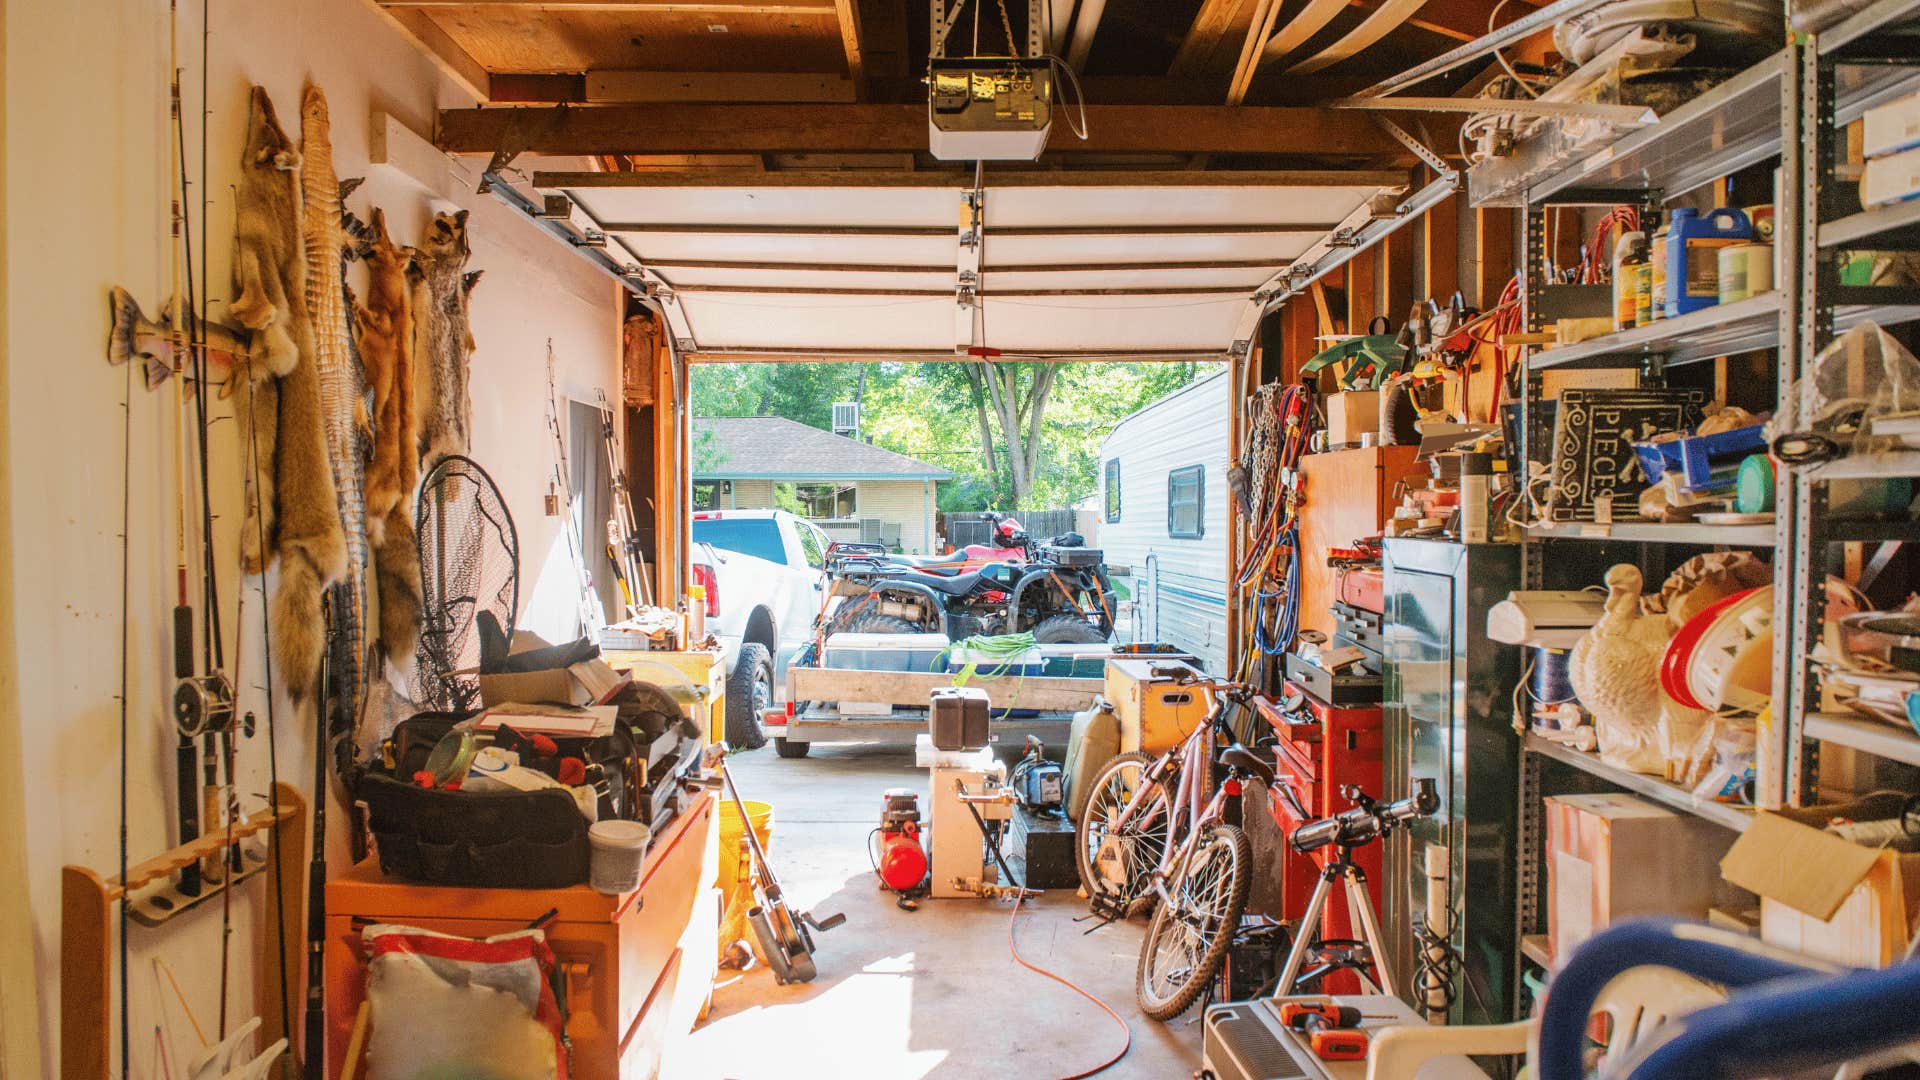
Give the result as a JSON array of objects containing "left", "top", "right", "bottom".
[{"left": 1548, "top": 388, "right": 1706, "bottom": 522}]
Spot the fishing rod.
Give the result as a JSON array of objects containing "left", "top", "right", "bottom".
[
  {"left": 597, "top": 388, "right": 652, "bottom": 616},
  {"left": 304, "top": 589, "right": 345, "bottom": 1080}
]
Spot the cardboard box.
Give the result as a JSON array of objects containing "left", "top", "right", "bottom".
[
  {"left": 1721, "top": 793, "right": 1920, "bottom": 967},
  {"left": 477, "top": 630, "right": 626, "bottom": 708},
  {"left": 1863, "top": 90, "right": 1920, "bottom": 159},
  {"left": 1325, "top": 391, "right": 1380, "bottom": 446},
  {"left": 1861, "top": 145, "right": 1920, "bottom": 209},
  {"left": 1546, "top": 793, "right": 1732, "bottom": 959}
]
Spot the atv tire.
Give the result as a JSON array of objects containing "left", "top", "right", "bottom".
[
  {"left": 842, "top": 612, "right": 928, "bottom": 635},
  {"left": 724, "top": 642, "right": 774, "bottom": 751},
  {"left": 1031, "top": 613, "right": 1109, "bottom": 644}
]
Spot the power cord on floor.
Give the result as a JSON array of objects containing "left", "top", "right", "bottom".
[{"left": 961, "top": 791, "right": 1132, "bottom": 1078}]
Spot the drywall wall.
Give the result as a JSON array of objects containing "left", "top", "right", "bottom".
[{"left": 0, "top": 0, "right": 620, "bottom": 1073}]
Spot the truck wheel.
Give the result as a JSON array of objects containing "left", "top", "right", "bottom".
[
  {"left": 843, "top": 613, "right": 924, "bottom": 634},
  {"left": 774, "top": 738, "right": 811, "bottom": 759},
  {"left": 1031, "top": 614, "right": 1108, "bottom": 644},
  {"left": 725, "top": 642, "right": 773, "bottom": 751}
]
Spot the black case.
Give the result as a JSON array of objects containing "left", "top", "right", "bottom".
[{"left": 357, "top": 711, "right": 646, "bottom": 889}]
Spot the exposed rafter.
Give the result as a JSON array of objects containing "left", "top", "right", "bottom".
[
  {"left": 530, "top": 167, "right": 1408, "bottom": 188},
  {"left": 439, "top": 103, "right": 1412, "bottom": 159},
  {"left": 833, "top": 0, "right": 868, "bottom": 100},
  {"left": 1170, "top": 0, "right": 1253, "bottom": 77},
  {"left": 377, "top": 0, "right": 836, "bottom": 9},
  {"left": 361, "top": 1, "right": 489, "bottom": 102}
]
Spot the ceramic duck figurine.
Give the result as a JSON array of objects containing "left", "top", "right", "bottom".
[{"left": 1569, "top": 564, "right": 1671, "bottom": 773}]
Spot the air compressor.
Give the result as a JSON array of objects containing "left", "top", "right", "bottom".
[{"left": 873, "top": 789, "right": 928, "bottom": 906}]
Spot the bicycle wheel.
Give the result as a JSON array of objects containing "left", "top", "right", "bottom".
[
  {"left": 1075, "top": 751, "right": 1168, "bottom": 916},
  {"left": 1135, "top": 823, "right": 1252, "bottom": 1021}
]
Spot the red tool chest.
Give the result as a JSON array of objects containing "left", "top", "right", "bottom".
[{"left": 1259, "top": 686, "right": 1384, "bottom": 989}]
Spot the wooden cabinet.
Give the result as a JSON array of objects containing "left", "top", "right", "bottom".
[
  {"left": 324, "top": 792, "right": 720, "bottom": 1078},
  {"left": 1295, "top": 446, "right": 1424, "bottom": 638}
]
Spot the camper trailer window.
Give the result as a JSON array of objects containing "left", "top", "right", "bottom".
[
  {"left": 693, "top": 481, "right": 722, "bottom": 511},
  {"left": 1105, "top": 460, "right": 1121, "bottom": 523},
  {"left": 1167, "top": 465, "right": 1205, "bottom": 539}
]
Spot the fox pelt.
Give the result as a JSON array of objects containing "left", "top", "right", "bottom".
[
  {"left": 413, "top": 209, "right": 476, "bottom": 466},
  {"left": 352, "top": 207, "right": 418, "bottom": 541},
  {"left": 235, "top": 85, "right": 344, "bottom": 703}
]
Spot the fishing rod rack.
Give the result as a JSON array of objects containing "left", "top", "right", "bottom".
[{"left": 61, "top": 782, "right": 309, "bottom": 1080}]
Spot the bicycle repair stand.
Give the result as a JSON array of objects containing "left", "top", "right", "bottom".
[{"left": 1275, "top": 840, "right": 1398, "bottom": 999}]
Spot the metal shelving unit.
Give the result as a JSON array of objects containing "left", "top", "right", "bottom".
[
  {"left": 1526, "top": 292, "right": 1783, "bottom": 370},
  {"left": 1525, "top": 735, "right": 1755, "bottom": 832},
  {"left": 1804, "top": 712, "right": 1920, "bottom": 768},
  {"left": 1524, "top": 521, "right": 1777, "bottom": 545}
]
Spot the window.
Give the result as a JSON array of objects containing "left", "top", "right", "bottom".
[
  {"left": 692, "top": 518, "right": 785, "bottom": 564},
  {"left": 1104, "top": 459, "right": 1122, "bottom": 523},
  {"left": 1167, "top": 465, "right": 1205, "bottom": 539},
  {"left": 796, "top": 521, "right": 825, "bottom": 569},
  {"left": 692, "top": 480, "right": 722, "bottom": 511},
  {"left": 776, "top": 481, "right": 856, "bottom": 520}
]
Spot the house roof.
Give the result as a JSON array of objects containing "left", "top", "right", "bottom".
[{"left": 693, "top": 416, "right": 952, "bottom": 481}]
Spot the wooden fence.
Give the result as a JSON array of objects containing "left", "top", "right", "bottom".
[{"left": 940, "top": 509, "right": 1076, "bottom": 549}]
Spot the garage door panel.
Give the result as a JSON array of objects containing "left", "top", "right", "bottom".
[
  {"left": 985, "top": 185, "right": 1386, "bottom": 227},
  {"left": 982, "top": 267, "right": 1276, "bottom": 291},
  {"left": 570, "top": 186, "right": 954, "bottom": 228},
  {"left": 620, "top": 233, "right": 960, "bottom": 265},
  {"left": 978, "top": 296, "right": 1247, "bottom": 352},
  {"left": 980, "top": 233, "right": 1316, "bottom": 263},
  {"left": 665, "top": 267, "right": 954, "bottom": 291},
  {"left": 677, "top": 295, "right": 956, "bottom": 351}
]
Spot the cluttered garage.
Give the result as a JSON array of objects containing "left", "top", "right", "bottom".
[{"left": 9, "top": 0, "right": 1920, "bottom": 1077}]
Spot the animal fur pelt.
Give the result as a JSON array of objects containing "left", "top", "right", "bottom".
[
  {"left": 228, "top": 87, "right": 309, "bottom": 576},
  {"left": 351, "top": 208, "right": 424, "bottom": 663},
  {"left": 352, "top": 208, "right": 418, "bottom": 540},
  {"left": 413, "top": 209, "right": 476, "bottom": 465},
  {"left": 300, "top": 82, "right": 368, "bottom": 713},
  {"left": 241, "top": 85, "right": 345, "bottom": 703},
  {"left": 106, "top": 287, "right": 252, "bottom": 395}
]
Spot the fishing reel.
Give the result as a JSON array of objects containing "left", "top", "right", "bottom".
[{"left": 173, "top": 673, "right": 236, "bottom": 739}]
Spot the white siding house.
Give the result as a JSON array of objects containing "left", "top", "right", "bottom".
[{"left": 1098, "top": 369, "right": 1231, "bottom": 672}]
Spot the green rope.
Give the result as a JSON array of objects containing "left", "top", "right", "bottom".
[{"left": 933, "top": 632, "right": 1038, "bottom": 715}]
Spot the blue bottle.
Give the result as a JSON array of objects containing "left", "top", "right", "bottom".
[{"left": 1664, "top": 207, "right": 1753, "bottom": 317}]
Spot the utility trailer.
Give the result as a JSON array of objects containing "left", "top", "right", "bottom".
[{"left": 769, "top": 639, "right": 1195, "bottom": 757}]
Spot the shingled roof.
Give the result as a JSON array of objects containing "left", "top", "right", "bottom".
[{"left": 693, "top": 416, "right": 952, "bottom": 481}]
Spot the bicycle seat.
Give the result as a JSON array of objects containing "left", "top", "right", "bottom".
[{"left": 1220, "top": 744, "right": 1276, "bottom": 787}]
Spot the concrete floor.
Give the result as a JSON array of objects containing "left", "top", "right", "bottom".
[{"left": 662, "top": 741, "right": 1205, "bottom": 1080}]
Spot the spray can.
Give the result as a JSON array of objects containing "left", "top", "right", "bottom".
[
  {"left": 1612, "top": 230, "right": 1646, "bottom": 332},
  {"left": 1460, "top": 452, "right": 1492, "bottom": 544},
  {"left": 687, "top": 585, "right": 707, "bottom": 642}
]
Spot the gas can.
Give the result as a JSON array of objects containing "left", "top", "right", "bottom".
[{"left": 1665, "top": 207, "right": 1753, "bottom": 317}]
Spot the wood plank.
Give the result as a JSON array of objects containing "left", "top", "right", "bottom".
[
  {"left": 1474, "top": 206, "right": 1516, "bottom": 309},
  {"left": 1345, "top": 246, "right": 1379, "bottom": 332},
  {"left": 789, "top": 666, "right": 1104, "bottom": 711},
  {"left": 261, "top": 782, "right": 309, "bottom": 1064},
  {"left": 363, "top": 3, "right": 491, "bottom": 103},
  {"left": 585, "top": 71, "right": 855, "bottom": 103},
  {"left": 1297, "top": 447, "right": 1423, "bottom": 638},
  {"left": 382, "top": 0, "right": 835, "bottom": 8},
  {"left": 1171, "top": 0, "right": 1253, "bottom": 77},
  {"left": 533, "top": 167, "right": 1406, "bottom": 188},
  {"left": 61, "top": 866, "right": 111, "bottom": 1080},
  {"left": 1383, "top": 218, "right": 1416, "bottom": 321},
  {"left": 832, "top": 0, "right": 867, "bottom": 100},
  {"left": 1423, "top": 181, "right": 1460, "bottom": 302},
  {"left": 440, "top": 104, "right": 1408, "bottom": 159}
]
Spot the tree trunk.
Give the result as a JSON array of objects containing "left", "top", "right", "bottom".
[{"left": 963, "top": 364, "right": 997, "bottom": 479}]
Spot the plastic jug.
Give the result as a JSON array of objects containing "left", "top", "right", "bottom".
[{"left": 1664, "top": 207, "right": 1753, "bottom": 318}]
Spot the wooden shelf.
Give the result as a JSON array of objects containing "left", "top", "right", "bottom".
[
  {"left": 1525, "top": 734, "right": 1754, "bottom": 831},
  {"left": 1520, "top": 933, "right": 1553, "bottom": 971},
  {"left": 1805, "top": 711, "right": 1920, "bottom": 767}
]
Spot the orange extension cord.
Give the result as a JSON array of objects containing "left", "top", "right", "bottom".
[{"left": 1006, "top": 892, "right": 1133, "bottom": 1078}]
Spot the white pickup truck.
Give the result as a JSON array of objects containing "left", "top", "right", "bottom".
[{"left": 690, "top": 509, "right": 831, "bottom": 752}]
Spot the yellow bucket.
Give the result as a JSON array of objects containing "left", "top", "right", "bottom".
[{"left": 717, "top": 798, "right": 774, "bottom": 962}]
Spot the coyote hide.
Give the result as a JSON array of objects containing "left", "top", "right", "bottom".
[
  {"left": 353, "top": 208, "right": 424, "bottom": 662},
  {"left": 352, "top": 208, "right": 418, "bottom": 540},
  {"left": 229, "top": 87, "right": 311, "bottom": 576},
  {"left": 414, "top": 209, "right": 476, "bottom": 465}
]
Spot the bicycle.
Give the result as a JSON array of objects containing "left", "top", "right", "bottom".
[{"left": 1074, "top": 671, "right": 1275, "bottom": 1020}]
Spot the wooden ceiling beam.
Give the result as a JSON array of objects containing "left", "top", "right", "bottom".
[
  {"left": 832, "top": 0, "right": 867, "bottom": 101},
  {"left": 1170, "top": 0, "right": 1253, "bottom": 77},
  {"left": 585, "top": 71, "right": 855, "bottom": 103},
  {"left": 576, "top": 221, "right": 1344, "bottom": 238},
  {"left": 532, "top": 167, "right": 1408, "bottom": 188},
  {"left": 441, "top": 104, "right": 1409, "bottom": 158},
  {"left": 378, "top": 0, "right": 835, "bottom": 10},
  {"left": 361, "top": 2, "right": 490, "bottom": 102},
  {"left": 645, "top": 256, "right": 1292, "bottom": 272}
]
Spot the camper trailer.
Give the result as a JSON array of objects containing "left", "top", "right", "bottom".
[{"left": 1097, "top": 368, "right": 1230, "bottom": 672}]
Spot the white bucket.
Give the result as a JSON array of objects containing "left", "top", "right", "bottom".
[{"left": 588, "top": 819, "right": 652, "bottom": 895}]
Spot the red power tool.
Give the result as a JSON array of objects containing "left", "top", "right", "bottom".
[{"left": 1278, "top": 1002, "right": 1370, "bottom": 1061}]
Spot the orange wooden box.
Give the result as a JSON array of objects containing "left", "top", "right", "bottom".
[{"left": 325, "top": 792, "right": 720, "bottom": 1078}]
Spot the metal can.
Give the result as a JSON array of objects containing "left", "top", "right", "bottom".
[
  {"left": 1743, "top": 204, "right": 1775, "bottom": 242},
  {"left": 1718, "top": 242, "right": 1774, "bottom": 304}
]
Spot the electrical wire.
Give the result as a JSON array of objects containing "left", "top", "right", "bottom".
[
  {"left": 1487, "top": 0, "right": 1541, "bottom": 98},
  {"left": 1006, "top": 893, "right": 1133, "bottom": 1078}
]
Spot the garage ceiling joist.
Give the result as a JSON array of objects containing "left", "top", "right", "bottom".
[
  {"left": 437, "top": 104, "right": 1413, "bottom": 160},
  {"left": 531, "top": 168, "right": 1407, "bottom": 189}
]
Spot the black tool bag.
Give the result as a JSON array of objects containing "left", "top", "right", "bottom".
[{"left": 357, "top": 711, "right": 645, "bottom": 889}]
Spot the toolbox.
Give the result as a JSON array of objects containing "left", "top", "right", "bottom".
[
  {"left": 1284, "top": 653, "right": 1383, "bottom": 706},
  {"left": 1330, "top": 601, "right": 1385, "bottom": 665}
]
